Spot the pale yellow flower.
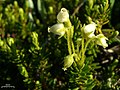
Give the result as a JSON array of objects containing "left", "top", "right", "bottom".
[
  {"left": 96, "top": 34, "right": 108, "bottom": 48},
  {"left": 57, "top": 8, "right": 69, "bottom": 22},
  {"left": 48, "top": 23, "right": 65, "bottom": 37},
  {"left": 84, "top": 22, "right": 96, "bottom": 38}
]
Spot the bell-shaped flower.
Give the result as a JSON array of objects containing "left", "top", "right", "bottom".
[
  {"left": 57, "top": 8, "right": 69, "bottom": 23},
  {"left": 48, "top": 23, "right": 65, "bottom": 38},
  {"left": 62, "top": 54, "right": 74, "bottom": 71},
  {"left": 96, "top": 34, "right": 108, "bottom": 48},
  {"left": 84, "top": 22, "right": 96, "bottom": 38}
]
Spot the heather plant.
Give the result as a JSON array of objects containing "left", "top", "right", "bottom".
[{"left": 0, "top": 0, "right": 120, "bottom": 90}]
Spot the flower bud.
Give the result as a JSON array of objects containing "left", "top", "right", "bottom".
[
  {"left": 62, "top": 54, "right": 74, "bottom": 71},
  {"left": 48, "top": 23, "right": 65, "bottom": 37},
  {"left": 57, "top": 8, "right": 69, "bottom": 22},
  {"left": 96, "top": 34, "right": 108, "bottom": 48},
  {"left": 84, "top": 22, "right": 96, "bottom": 38}
]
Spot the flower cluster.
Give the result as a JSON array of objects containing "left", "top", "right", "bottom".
[
  {"left": 48, "top": 8, "right": 70, "bottom": 38},
  {"left": 48, "top": 8, "right": 74, "bottom": 70},
  {"left": 83, "top": 22, "right": 108, "bottom": 48},
  {"left": 48, "top": 8, "right": 109, "bottom": 71}
]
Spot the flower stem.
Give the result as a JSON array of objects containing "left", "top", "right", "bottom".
[
  {"left": 84, "top": 38, "right": 94, "bottom": 52},
  {"left": 80, "top": 37, "right": 85, "bottom": 68},
  {"left": 67, "top": 30, "right": 72, "bottom": 55}
]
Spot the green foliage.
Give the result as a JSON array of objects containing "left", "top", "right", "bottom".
[{"left": 0, "top": 0, "right": 120, "bottom": 90}]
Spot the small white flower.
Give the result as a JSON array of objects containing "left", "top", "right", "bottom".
[
  {"left": 57, "top": 8, "right": 69, "bottom": 22},
  {"left": 84, "top": 22, "right": 96, "bottom": 38},
  {"left": 96, "top": 34, "right": 108, "bottom": 48},
  {"left": 84, "top": 22, "right": 96, "bottom": 33},
  {"left": 48, "top": 23, "right": 65, "bottom": 37}
]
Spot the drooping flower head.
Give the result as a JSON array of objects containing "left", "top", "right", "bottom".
[
  {"left": 57, "top": 8, "right": 69, "bottom": 23},
  {"left": 96, "top": 34, "right": 108, "bottom": 48},
  {"left": 84, "top": 22, "right": 96, "bottom": 38},
  {"left": 48, "top": 23, "right": 65, "bottom": 38}
]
